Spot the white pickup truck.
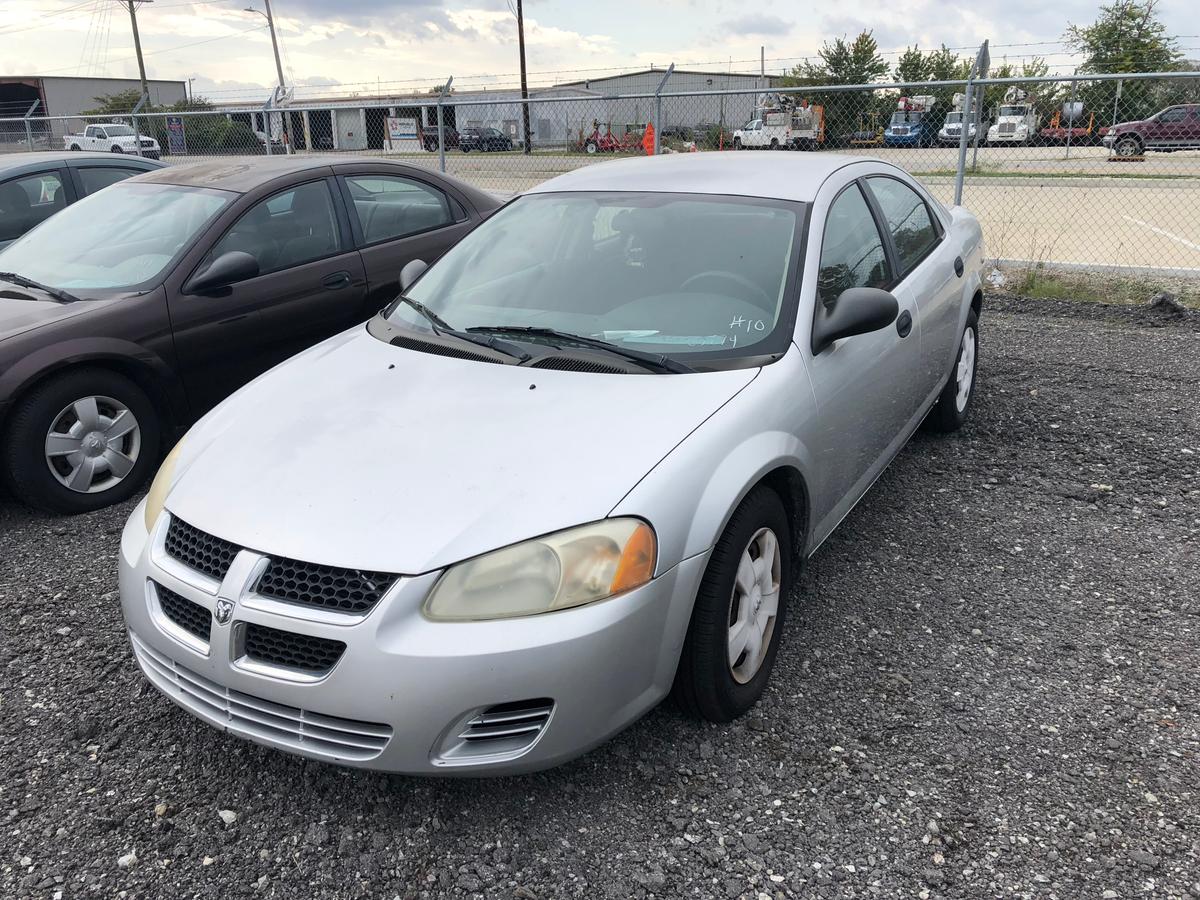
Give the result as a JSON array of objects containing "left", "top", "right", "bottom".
[{"left": 64, "top": 123, "right": 160, "bottom": 159}]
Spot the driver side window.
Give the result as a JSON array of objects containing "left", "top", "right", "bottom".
[
  {"left": 817, "top": 184, "right": 891, "bottom": 305},
  {"left": 208, "top": 180, "right": 341, "bottom": 276}
]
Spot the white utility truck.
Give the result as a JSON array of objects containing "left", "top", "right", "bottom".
[
  {"left": 986, "top": 88, "right": 1040, "bottom": 145},
  {"left": 733, "top": 94, "right": 824, "bottom": 150}
]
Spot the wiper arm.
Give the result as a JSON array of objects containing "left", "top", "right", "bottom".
[
  {"left": 467, "top": 326, "right": 694, "bottom": 374},
  {"left": 394, "top": 296, "right": 530, "bottom": 362},
  {"left": 0, "top": 272, "right": 81, "bottom": 304}
]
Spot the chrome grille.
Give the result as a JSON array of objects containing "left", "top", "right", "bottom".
[
  {"left": 164, "top": 516, "right": 239, "bottom": 582},
  {"left": 1000, "top": 122, "right": 1016, "bottom": 133},
  {"left": 243, "top": 623, "right": 345, "bottom": 672},
  {"left": 155, "top": 582, "right": 211, "bottom": 641},
  {"left": 255, "top": 558, "right": 397, "bottom": 614},
  {"left": 131, "top": 633, "right": 391, "bottom": 761}
]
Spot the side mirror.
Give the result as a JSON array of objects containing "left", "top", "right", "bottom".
[
  {"left": 400, "top": 258, "right": 427, "bottom": 292},
  {"left": 185, "top": 251, "right": 259, "bottom": 294},
  {"left": 811, "top": 286, "right": 899, "bottom": 355}
]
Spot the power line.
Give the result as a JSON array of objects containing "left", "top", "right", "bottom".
[{"left": 35, "top": 22, "right": 268, "bottom": 74}]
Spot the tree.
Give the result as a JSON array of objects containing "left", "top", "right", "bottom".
[
  {"left": 781, "top": 31, "right": 890, "bottom": 144},
  {"left": 894, "top": 46, "right": 931, "bottom": 85},
  {"left": 83, "top": 89, "right": 145, "bottom": 116},
  {"left": 1065, "top": 0, "right": 1184, "bottom": 123}
]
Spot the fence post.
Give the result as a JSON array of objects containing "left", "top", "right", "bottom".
[
  {"left": 262, "top": 92, "right": 274, "bottom": 156},
  {"left": 653, "top": 63, "right": 675, "bottom": 155},
  {"left": 437, "top": 75, "right": 453, "bottom": 174},
  {"left": 23, "top": 100, "right": 40, "bottom": 152},
  {"left": 955, "top": 40, "right": 989, "bottom": 206},
  {"left": 1065, "top": 76, "right": 1078, "bottom": 160}
]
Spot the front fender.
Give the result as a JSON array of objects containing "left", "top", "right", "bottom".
[{"left": 609, "top": 348, "right": 819, "bottom": 570}]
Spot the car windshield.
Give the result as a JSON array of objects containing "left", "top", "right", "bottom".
[
  {"left": 945, "top": 112, "right": 963, "bottom": 124},
  {"left": 0, "top": 182, "right": 231, "bottom": 291},
  {"left": 103, "top": 125, "right": 135, "bottom": 136},
  {"left": 388, "top": 192, "right": 801, "bottom": 360},
  {"left": 890, "top": 111, "right": 921, "bottom": 125},
  {"left": 999, "top": 106, "right": 1026, "bottom": 117}
]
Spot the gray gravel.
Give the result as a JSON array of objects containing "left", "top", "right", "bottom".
[{"left": 2, "top": 296, "right": 1198, "bottom": 900}]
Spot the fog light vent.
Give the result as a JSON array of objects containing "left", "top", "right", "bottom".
[{"left": 435, "top": 698, "right": 555, "bottom": 766}]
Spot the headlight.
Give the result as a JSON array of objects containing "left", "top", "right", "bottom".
[
  {"left": 424, "top": 518, "right": 656, "bottom": 621},
  {"left": 143, "top": 439, "right": 184, "bottom": 530}
]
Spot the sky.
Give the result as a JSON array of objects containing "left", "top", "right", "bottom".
[{"left": 1, "top": 0, "right": 1196, "bottom": 102}]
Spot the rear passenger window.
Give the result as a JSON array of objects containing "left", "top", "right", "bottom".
[
  {"left": 817, "top": 184, "right": 891, "bottom": 305},
  {"left": 345, "top": 175, "right": 453, "bottom": 245},
  {"left": 865, "top": 177, "right": 940, "bottom": 276},
  {"left": 0, "top": 171, "right": 67, "bottom": 243},
  {"left": 79, "top": 167, "right": 143, "bottom": 196}
]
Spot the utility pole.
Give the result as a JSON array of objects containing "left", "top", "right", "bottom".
[
  {"left": 245, "top": 1, "right": 290, "bottom": 150},
  {"left": 516, "top": 0, "right": 531, "bottom": 154},
  {"left": 124, "top": 0, "right": 152, "bottom": 102}
]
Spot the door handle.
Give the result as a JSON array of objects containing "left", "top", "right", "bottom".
[
  {"left": 954, "top": 256, "right": 964, "bottom": 277},
  {"left": 896, "top": 310, "right": 913, "bottom": 338},
  {"left": 322, "top": 271, "right": 352, "bottom": 290}
]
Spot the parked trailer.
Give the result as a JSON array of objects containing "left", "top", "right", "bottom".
[{"left": 1040, "top": 101, "right": 1097, "bottom": 144}]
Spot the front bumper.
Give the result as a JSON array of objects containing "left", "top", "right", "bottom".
[
  {"left": 120, "top": 504, "right": 708, "bottom": 775},
  {"left": 1102, "top": 134, "right": 1117, "bottom": 147},
  {"left": 883, "top": 132, "right": 922, "bottom": 146}
]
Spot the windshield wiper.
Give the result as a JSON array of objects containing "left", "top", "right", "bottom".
[
  {"left": 0, "top": 272, "right": 81, "bottom": 304},
  {"left": 394, "top": 296, "right": 530, "bottom": 362},
  {"left": 467, "top": 326, "right": 694, "bottom": 374}
]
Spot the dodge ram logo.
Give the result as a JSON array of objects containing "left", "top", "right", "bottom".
[{"left": 214, "top": 598, "right": 234, "bottom": 626}]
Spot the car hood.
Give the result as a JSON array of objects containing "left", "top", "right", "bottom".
[
  {"left": 0, "top": 294, "right": 101, "bottom": 342},
  {"left": 165, "top": 327, "right": 757, "bottom": 574}
]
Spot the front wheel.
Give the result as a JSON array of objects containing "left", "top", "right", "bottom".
[
  {"left": 1114, "top": 136, "right": 1141, "bottom": 157},
  {"left": 110, "top": 145, "right": 124, "bottom": 154},
  {"left": 69, "top": 143, "right": 81, "bottom": 151},
  {"left": 584, "top": 140, "right": 598, "bottom": 155},
  {"left": 924, "top": 309, "right": 979, "bottom": 433},
  {"left": 673, "top": 487, "right": 792, "bottom": 722},
  {"left": 732, "top": 137, "right": 742, "bottom": 150},
  {"left": 2, "top": 368, "right": 162, "bottom": 514}
]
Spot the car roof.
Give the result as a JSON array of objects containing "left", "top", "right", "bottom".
[
  {"left": 524, "top": 152, "right": 886, "bottom": 203},
  {"left": 0, "top": 152, "right": 165, "bottom": 177}
]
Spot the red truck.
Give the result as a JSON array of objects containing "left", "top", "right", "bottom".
[{"left": 1103, "top": 103, "right": 1200, "bottom": 157}]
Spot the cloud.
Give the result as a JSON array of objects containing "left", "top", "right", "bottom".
[{"left": 721, "top": 14, "right": 792, "bottom": 36}]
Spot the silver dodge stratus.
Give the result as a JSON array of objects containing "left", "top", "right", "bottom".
[{"left": 119, "top": 153, "right": 984, "bottom": 775}]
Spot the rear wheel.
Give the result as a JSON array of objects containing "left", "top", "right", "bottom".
[
  {"left": 924, "top": 309, "right": 979, "bottom": 433},
  {"left": 110, "top": 145, "right": 124, "bottom": 154},
  {"left": 2, "top": 368, "right": 162, "bottom": 514},
  {"left": 584, "top": 140, "right": 598, "bottom": 155},
  {"left": 673, "top": 487, "right": 792, "bottom": 722}
]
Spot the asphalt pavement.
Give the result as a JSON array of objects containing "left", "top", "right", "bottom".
[{"left": 2, "top": 295, "right": 1198, "bottom": 899}]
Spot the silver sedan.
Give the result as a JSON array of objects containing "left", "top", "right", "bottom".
[{"left": 119, "top": 152, "right": 985, "bottom": 774}]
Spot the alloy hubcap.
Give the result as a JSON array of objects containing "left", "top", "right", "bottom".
[
  {"left": 955, "top": 326, "right": 976, "bottom": 413},
  {"left": 44, "top": 395, "right": 141, "bottom": 494},
  {"left": 727, "top": 526, "right": 782, "bottom": 684}
]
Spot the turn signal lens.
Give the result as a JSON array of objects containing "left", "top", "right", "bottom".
[
  {"left": 143, "top": 440, "right": 184, "bottom": 531},
  {"left": 424, "top": 518, "right": 657, "bottom": 621}
]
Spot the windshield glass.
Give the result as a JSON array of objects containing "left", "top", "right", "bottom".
[
  {"left": 890, "top": 111, "right": 922, "bottom": 125},
  {"left": 999, "top": 105, "right": 1027, "bottom": 117},
  {"left": 945, "top": 112, "right": 963, "bottom": 124},
  {"left": 103, "top": 125, "right": 135, "bottom": 136},
  {"left": 389, "top": 192, "right": 801, "bottom": 359},
  {"left": 0, "top": 182, "right": 231, "bottom": 291}
]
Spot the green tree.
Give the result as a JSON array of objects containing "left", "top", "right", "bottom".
[
  {"left": 82, "top": 89, "right": 145, "bottom": 116},
  {"left": 1065, "top": 0, "right": 1184, "bottom": 124},
  {"left": 781, "top": 31, "right": 891, "bottom": 145},
  {"left": 894, "top": 46, "right": 931, "bottom": 84}
]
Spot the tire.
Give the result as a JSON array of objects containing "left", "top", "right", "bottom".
[
  {"left": 732, "top": 137, "right": 742, "bottom": 150},
  {"left": 769, "top": 138, "right": 779, "bottom": 150},
  {"left": 1114, "top": 136, "right": 1141, "bottom": 157},
  {"left": 69, "top": 144, "right": 81, "bottom": 151},
  {"left": 2, "top": 368, "right": 162, "bottom": 514},
  {"left": 672, "top": 486, "right": 793, "bottom": 722},
  {"left": 584, "top": 140, "right": 598, "bottom": 155},
  {"left": 111, "top": 145, "right": 124, "bottom": 154},
  {"left": 924, "top": 309, "right": 979, "bottom": 433}
]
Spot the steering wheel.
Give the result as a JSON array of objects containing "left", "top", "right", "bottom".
[{"left": 680, "top": 270, "right": 772, "bottom": 308}]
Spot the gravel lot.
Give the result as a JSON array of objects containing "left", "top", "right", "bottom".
[{"left": 2, "top": 296, "right": 1198, "bottom": 900}]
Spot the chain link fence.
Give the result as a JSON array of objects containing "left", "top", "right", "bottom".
[{"left": 2, "top": 71, "right": 1198, "bottom": 281}]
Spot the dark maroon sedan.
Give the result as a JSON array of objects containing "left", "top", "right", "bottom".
[{"left": 0, "top": 156, "right": 499, "bottom": 513}]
